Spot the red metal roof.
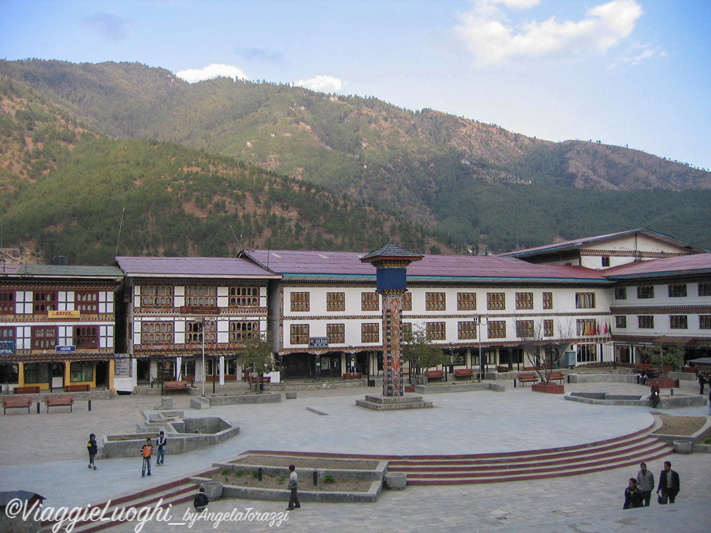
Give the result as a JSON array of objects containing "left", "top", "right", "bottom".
[
  {"left": 604, "top": 253, "right": 711, "bottom": 278},
  {"left": 241, "top": 249, "right": 607, "bottom": 281},
  {"left": 116, "top": 256, "right": 279, "bottom": 278}
]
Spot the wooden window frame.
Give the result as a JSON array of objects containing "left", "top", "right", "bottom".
[
  {"left": 515, "top": 292, "right": 533, "bottom": 310},
  {"left": 615, "top": 316, "right": 627, "bottom": 329},
  {"left": 361, "top": 323, "right": 380, "bottom": 343},
  {"left": 229, "top": 320, "right": 259, "bottom": 342},
  {"left": 327, "top": 323, "right": 345, "bottom": 344},
  {"left": 141, "top": 321, "right": 174, "bottom": 345},
  {"left": 185, "top": 320, "right": 216, "bottom": 344},
  {"left": 543, "top": 319, "right": 554, "bottom": 337},
  {"left": 426, "top": 322, "right": 446, "bottom": 340},
  {"left": 361, "top": 292, "right": 379, "bottom": 312},
  {"left": 516, "top": 320, "right": 535, "bottom": 338},
  {"left": 290, "top": 324, "right": 309, "bottom": 345},
  {"left": 33, "top": 290, "right": 57, "bottom": 314},
  {"left": 426, "top": 292, "right": 446, "bottom": 311},
  {"left": 638, "top": 316, "right": 654, "bottom": 329},
  {"left": 229, "top": 286, "right": 259, "bottom": 307},
  {"left": 141, "top": 286, "right": 173, "bottom": 309},
  {"left": 487, "top": 320, "right": 506, "bottom": 339},
  {"left": 699, "top": 282, "right": 711, "bottom": 297},
  {"left": 667, "top": 284, "right": 687, "bottom": 298},
  {"left": 487, "top": 293, "right": 505, "bottom": 311},
  {"left": 185, "top": 286, "right": 217, "bottom": 307},
  {"left": 74, "top": 326, "right": 98, "bottom": 349},
  {"left": 31, "top": 326, "right": 57, "bottom": 350},
  {"left": 457, "top": 292, "right": 477, "bottom": 311},
  {"left": 575, "top": 292, "right": 596, "bottom": 309},
  {"left": 290, "top": 292, "right": 310, "bottom": 312},
  {"left": 637, "top": 286, "right": 654, "bottom": 299},
  {"left": 669, "top": 315, "right": 688, "bottom": 329},
  {"left": 458, "top": 321, "right": 477, "bottom": 340},
  {"left": 0, "top": 290, "right": 15, "bottom": 315},
  {"left": 327, "top": 292, "right": 345, "bottom": 312},
  {"left": 614, "top": 287, "right": 627, "bottom": 300},
  {"left": 542, "top": 292, "right": 553, "bottom": 309}
]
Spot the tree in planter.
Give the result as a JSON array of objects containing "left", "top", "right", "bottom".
[
  {"left": 639, "top": 341, "right": 685, "bottom": 378},
  {"left": 238, "top": 332, "right": 280, "bottom": 392},
  {"left": 517, "top": 317, "right": 574, "bottom": 383},
  {"left": 402, "top": 325, "right": 449, "bottom": 383}
]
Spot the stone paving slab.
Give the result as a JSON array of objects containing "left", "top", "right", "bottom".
[{"left": 0, "top": 377, "right": 709, "bottom": 532}]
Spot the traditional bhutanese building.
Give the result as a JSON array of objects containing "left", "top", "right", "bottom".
[
  {"left": 0, "top": 264, "right": 123, "bottom": 392},
  {"left": 114, "top": 256, "right": 279, "bottom": 392}
]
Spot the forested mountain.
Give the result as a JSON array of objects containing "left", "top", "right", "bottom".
[
  {"left": 1, "top": 59, "right": 710, "bottom": 258},
  {"left": 0, "top": 75, "right": 443, "bottom": 265}
]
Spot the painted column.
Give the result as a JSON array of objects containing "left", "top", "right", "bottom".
[
  {"left": 381, "top": 290, "right": 405, "bottom": 396},
  {"left": 360, "top": 244, "right": 423, "bottom": 398}
]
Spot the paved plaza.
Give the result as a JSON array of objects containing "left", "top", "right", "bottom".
[{"left": 0, "top": 377, "right": 709, "bottom": 532}]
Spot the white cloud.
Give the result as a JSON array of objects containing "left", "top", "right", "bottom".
[
  {"left": 454, "top": 0, "right": 643, "bottom": 65},
  {"left": 295, "top": 75, "right": 344, "bottom": 93},
  {"left": 611, "top": 42, "right": 668, "bottom": 68},
  {"left": 176, "top": 64, "right": 248, "bottom": 83}
]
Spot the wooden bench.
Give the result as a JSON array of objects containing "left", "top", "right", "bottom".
[
  {"left": 517, "top": 373, "right": 538, "bottom": 386},
  {"left": 64, "top": 384, "right": 90, "bottom": 392},
  {"left": 3, "top": 396, "right": 32, "bottom": 415},
  {"left": 548, "top": 371, "right": 565, "bottom": 383},
  {"left": 497, "top": 366, "right": 510, "bottom": 373},
  {"left": 163, "top": 381, "right": 189, "bottom": 393},
  {"left": 425, "top": 370, "right": 444, "bottom": 382},
  {"left": 45, "top": 395, "right": 74, "bottom": 413},
  {"left": 249, "top": 376, "right": 271, "bottom": 384},
  {"left": 13, "top": 386, "right": 40, "bottom": 394},
  {"left": 342, "top": 372, "right": 363, "bottom": 380},
  {"left": 454, "top": 368, "right": 474, "bottom": 380}
]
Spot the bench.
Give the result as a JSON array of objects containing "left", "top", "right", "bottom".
[
  {"left": 64, "top": 384, "right": 90, "bottom": 393},
  {"left": 517, "top": 373, "right": 538, "bottom": 386},
  {"left": 163, "top": 381, "right": 189, "bottom": 393},
  {"left": 497, "top": 366, "right": 510, "bottom": 373},
  {"left": 548, "top": 371, "right": 565, "bottom": 383},
  {"left": 45, "top": 395, "right": 74, "bottom": 413},
  {"left": 425, "top": 370, "right": 444, "bottom": 382},
  {"left": 342, "top": 372, "right": 363, "bottom": 380},
  {"left": 13, "top": 386, "right": 40, "bottom": 394},
  {"left": 3, "top": 396, "right": 32, "bottom": 415},
  {"left": 454, "top": 368, "right": 474, "bottom": 380},
  {"left": 249, "top": 376, "right": 271, "bottom": 384}
]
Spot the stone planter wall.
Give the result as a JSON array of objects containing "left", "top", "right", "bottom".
[{"left": 532, "top": 382, "right": 565, "bottom": 394}]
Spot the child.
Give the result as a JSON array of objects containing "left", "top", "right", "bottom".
[
  {"left": 141, "top": 438, "right": 153, "bottom": 477},
  {"left": 87, "top": 433, "right": 98, "bottom": 470},
  {"left": 287, "top": 464, "right": 300, "bottom": 510},
  {"left": 156, "top": 431, "right": 167, "bottom": 466}
]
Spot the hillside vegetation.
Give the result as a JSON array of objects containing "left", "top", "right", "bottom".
[
  {"left": 1, "top": 59, "right": 710, "bottom": 257},
  {"left": 0, "top": 75, "right": 441, "bottom": 264}
]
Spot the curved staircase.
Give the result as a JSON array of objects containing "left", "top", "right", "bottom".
[{"left": 248, "top": 422, "right": 672, "bottom": 486}]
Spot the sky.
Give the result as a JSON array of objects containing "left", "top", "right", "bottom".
[{"left": 1, "top": 0, "right": 710, "bottom": 170}]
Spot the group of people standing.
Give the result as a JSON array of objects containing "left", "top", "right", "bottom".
[
  {"left": 85, "top": 430, "right": 167, "bottom": 476},
  {"left": 624, "top": 461, "right": 680, "bottom": 509}
]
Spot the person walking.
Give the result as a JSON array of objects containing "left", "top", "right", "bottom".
[
  {"left": 650, "top": 380, "right": 660, "bottom": 408},
  {"left": 699, "top": 375, "right": 706, "bottom": 395},
  {"left": 156, "top": 431, "right": 167, "bottom": 466},
  {"left": 286, "top": 464, "right": 300, "bottom": 511},
  {"left": 141, "top": 438, "right": 153, "bottom": 477},
  {"left": 87, "top": 433, "right": 98, "bottom": 471},
  {"left": 656, "top": 461, "right": 680, "bottom": 504},
  {"left": 636, "top": 462, "right": 654, "bottom": 506},
  {"left": 623, "top": 478, "right": 643, "bottom": 509}
]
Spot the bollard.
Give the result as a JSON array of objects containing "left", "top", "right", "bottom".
[
  {"left": 514, "top": 379, "right": 517, "bottom": 388},
  {"left": 37, "top": 402, "right": 40, "bottom": 414},
  {"left": 313, "top": 471, "right": 318, "bottom": 486},
  {"left": 258, "top": 467, "right": 262, "bottom": 481},
  {"left": 671, "top": 389, "right": 674, "bottom": 396},
  {"left": 88, "top": 400, "right": 92, "bottom": 411}
]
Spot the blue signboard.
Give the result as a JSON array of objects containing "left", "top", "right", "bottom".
[
  {"left": 376, "top": 268, "right": 407, "bottom": 291},
  {"left": 56, "top": 345, "right": 76, "bottom": 353},
  {"left": 0, "top": 340, "right": 14, "bottom": 355},
  {"left": 309, "top": 337, "right": 329, "bottom": 348}
]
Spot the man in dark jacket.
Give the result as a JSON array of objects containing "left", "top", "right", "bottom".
[
  {"left": 87, "top": 433, "right": 98, "bottom": 470},
  {"left": 656, "top": 461, "right": 680, "bottom": 503},
  {"left": 623, "top": 478, "right": 643, "bottom": 509}
]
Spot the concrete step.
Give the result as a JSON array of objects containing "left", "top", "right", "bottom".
[{"left": 40, "top": 478, "right": 198, "bottom": 533}]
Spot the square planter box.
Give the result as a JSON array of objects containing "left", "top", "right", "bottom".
[{"left": 532, "top": 382, "right": 565, "bottom": 394}]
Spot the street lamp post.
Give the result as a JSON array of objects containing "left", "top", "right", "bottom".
[
  {"left": 201, "top": 318, "right": 205, "bottom": 397},
  {"left": 475, "top": 315, "right": 488, "bottom": 380}
]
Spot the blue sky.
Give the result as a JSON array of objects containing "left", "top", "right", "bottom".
[{"left": 2, "top": 0, "right": 709, "bottom": 170}]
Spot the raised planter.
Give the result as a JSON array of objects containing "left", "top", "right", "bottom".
[
  {"left": 532, "top": 382, "right": 564, "bottom": 394},
  {"left": 285, "top": 392, "right": 297, "bottom": 400},
  {"left": 384, "top": 472, "right": 407, "bottom": 490},
  {"left": 200, "top": 481, "right": 223, "bottom": 500},
  {"left": 673, "top": 440, "right": 693, "bottom": 454}
]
